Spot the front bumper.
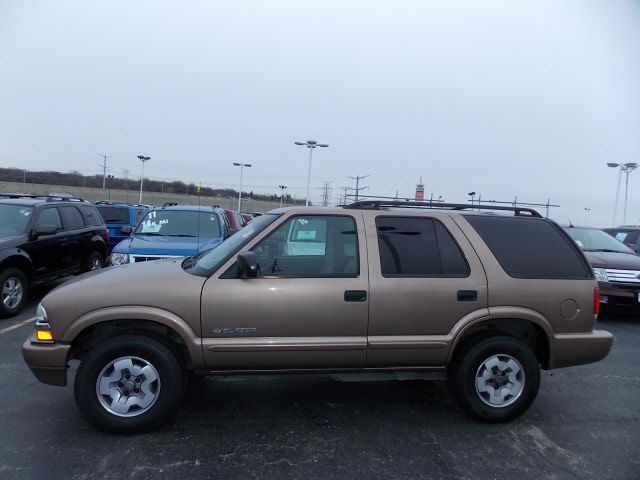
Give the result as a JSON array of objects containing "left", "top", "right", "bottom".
[
  {"left": 598, "top": 281, "right": 640, "bottom": 306},
  {"left": 22, "top": 335, "right": 70, "bottom": 386},
  {"left": 549, "top": 330, "right": 614, "bottom": 369}
]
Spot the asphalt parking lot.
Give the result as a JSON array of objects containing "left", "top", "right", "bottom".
[{"left": 1, "top": 288, "right": 638, "bottom": 480}]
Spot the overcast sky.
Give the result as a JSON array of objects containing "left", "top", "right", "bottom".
[{"left": 1, "top": 0, "right": 639, "bottom": 224}]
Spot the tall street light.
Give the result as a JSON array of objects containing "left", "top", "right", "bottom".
[
  {"left": 294, "top": 140, "right": 329, "bottom": 206},
  {"left": 279, "top": 185, "right": 287, "bottom": 208},
  {"left": 137, "top": 155, "right": 151, "bottom": 203},
  {"left": 233, "top": 163, "right": 251, "bottom": 212},
  {"left": 608, "top": 162, "right": 638, "bottom": 225}
]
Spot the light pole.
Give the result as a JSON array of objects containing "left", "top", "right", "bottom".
[
  {"left": 294, "top": 140, "right": 329, "bottom": 206},
  {"left": 609, "top": 162, "right": 638, "bottom": 225},
  {"left": 107, "top": 174, "right": 115, "bottom": 201},
  {"left": 137, "top": 155, "right": 151, "bottom": 204},
  {"left": 233, "top": 163, "right": 251, "bottom": 212},
  {"left": 468, "top": 191, "right": 476, "bottom": 206},
  {"left": 584, "top": 208, "right": 591, "bottom": 226},
  {"left": 279, "top": 185, "right": 287, "bottom": 208}
]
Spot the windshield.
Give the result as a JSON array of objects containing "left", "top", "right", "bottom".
[
  {"left": 187, "top": 213, "right": 279, "bottom": 274},
  {"left": 0, "top": 204, "right": 33, "bottom": 235},
  {"left": 135, "top": 210, "right": 221, "bottom": 238},
  {"left": 564, "top": 227, "right": 634, "bottom": 254}
]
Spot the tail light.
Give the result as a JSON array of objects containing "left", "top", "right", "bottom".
[
  {"left": 103, "top": 228, "right": 109, "bottom": 243},
  {"left": 593, "top": 287, "right": 600, "bottom": 316}
]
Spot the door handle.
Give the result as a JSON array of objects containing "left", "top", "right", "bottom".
[
  {"left": 457, "top": 290, "right": 477, "bottom": 302},
  {"left": 344, "top": 290, "right": 367, "bottom": 302}
]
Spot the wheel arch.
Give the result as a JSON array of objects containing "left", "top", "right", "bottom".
[
  {"left": 0, "top": 250, "right": 35, "bottom": 281},
  {"left": 65, "top": 307, "right": 204, "bottom": 370}
]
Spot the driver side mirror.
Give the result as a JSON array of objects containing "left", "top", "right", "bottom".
[
  {"left": 120, "top": 226, "right": 133, "bottom": 235},
  {"left": 237, "top": 251, "right": 259, "bottom": 278},
  {"left": 32, "top": 225, "right": 58, "bottom": 238}
]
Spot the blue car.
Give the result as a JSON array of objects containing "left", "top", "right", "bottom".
[
  {"left": 108, "top": 205, "right": 231, "bottom": 266},
  {"left": 95, "top": 202, "right": 150, "bottom": 253}
]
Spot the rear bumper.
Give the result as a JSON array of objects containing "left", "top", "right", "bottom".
[
  {"left": 549, "top": 330, "right": 613, "bottom": 369},
  {"left": 22, "top": 335, "right": 70, "bottom": 386}
]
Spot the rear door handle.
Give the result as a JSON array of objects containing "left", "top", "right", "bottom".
[
  {"left": 344, "top": 290, "right": 367, "bottom": 302},
  {"left": 457, "top": 290, "right": 477, "bottom": 302}
]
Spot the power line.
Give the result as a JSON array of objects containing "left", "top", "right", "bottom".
[{"left": 347, "top": 174, "right": 370, "bottom": 202}]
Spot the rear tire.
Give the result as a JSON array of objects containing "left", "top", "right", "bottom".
[
  {"left": 0, "top": 267, "right": 29, "bottom": 318},
  {"left": 74, "top": 335, "right": 185, "bottom": 434},
  {"left": 448, "top": 335, "right": 540, "bottom": 423}
]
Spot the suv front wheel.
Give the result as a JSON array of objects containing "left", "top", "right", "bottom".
[
  {"left": 448, "top": 336, "right": 540, "bottom": 423},
  {"left": 74, "top": 335, "right": 186, "bottom": 434},
  {"left": 0, "top": 267, "right": 29, "bottom": 318}
]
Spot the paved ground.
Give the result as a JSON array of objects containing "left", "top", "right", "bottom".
[{"left": 0, "top": 288, "right": 638, "bottom": 480}]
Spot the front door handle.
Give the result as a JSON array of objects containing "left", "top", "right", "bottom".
[
  {"left": 457, "top": 290, "right": 478, "bottom": 302},
  {"left": 344, "top": 290, "right": 367, "bottom": 302}
]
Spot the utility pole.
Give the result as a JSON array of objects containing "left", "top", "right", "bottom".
[
  {"left": 321, "top": 181, "right": 332, "bottom": 206},
  {"left": 98, "top": 153, "right": 111, "bottom": 190},
  {"left": 347, "top": 175, "right": 370, "bottom": 202}
]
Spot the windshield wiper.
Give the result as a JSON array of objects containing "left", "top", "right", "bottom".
[
  {"left": 136, "top": 232, "right": 163, "bottom": 236},
  {"left": 182, "top": 250, "right": 207, "bottom": 269},
  {"left": 583, "top": 248, "right": 626, "bottom": 253}
]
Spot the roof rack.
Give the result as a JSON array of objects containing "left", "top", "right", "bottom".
[
  {"left": 344, "top": 200, "right": 543, "bottom": 218},
  {"left": 0, "top": 193, "right": 88, "bottom": 203}
]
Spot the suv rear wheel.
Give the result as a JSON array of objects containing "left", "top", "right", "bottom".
[
  {"left": 74, "top": 335, "right": 185, "bottom": 434},
  {"left": 448, "top": 336, "right": 540, "bottom": 423},
  {"left": 0, "top": 267, "right": 29, "bottom": 318}
]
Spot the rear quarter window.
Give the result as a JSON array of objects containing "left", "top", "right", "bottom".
[
  {"left": 465, "top": 215, "right": 592, "bottom": 280},
  {"left": 80, "top": 205, "right": 106, "bottom": 226}
]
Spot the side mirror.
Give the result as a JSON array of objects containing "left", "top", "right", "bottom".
[
  {"left": 120, "top": 226, "right": 133, "bottom": 235},
  {"left": 237, "top": 252, "right": 259, "bottom": 278},
  {"left": 34, "top": 225, "right": 58, "bottom": 237}
]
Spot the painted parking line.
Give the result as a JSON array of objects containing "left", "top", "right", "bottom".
[{"left": 0, "top": 317, "right": 35, "bottom": 336}]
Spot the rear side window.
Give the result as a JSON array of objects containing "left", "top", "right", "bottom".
[
  {"left": 59, "top": 206, "right": 85, "bottom": 229},
  {"left": 80, "top": 205, "right": 105, "bottom": 226},
  {"left": 465, "top": 216, "right": 591, "bottom": 279},
  {"left": 376, "top": 217, "right": 469, "bottom": 277},
  {"left": 96, "top": 206, "right": 130, "bottom": 224}
]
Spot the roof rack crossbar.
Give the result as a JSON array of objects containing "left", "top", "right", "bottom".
[
  {"left": 0, "top": 193, "right": 87, "bottom": 203},
  {"left": 344, "top": 200, "right": 543, "bottom": 217}
]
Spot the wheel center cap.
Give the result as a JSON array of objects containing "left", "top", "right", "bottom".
[{"left": 123, "top": 380, "right": 135, "bottom": 393}]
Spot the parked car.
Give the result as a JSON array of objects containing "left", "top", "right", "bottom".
[
  {"left": 0, "top": 195, "right": 108, "bottom": 317},
  {"left": 602, "top": 226, "right": 640, "bottom": 253},
  {"left": 107, "top": 205, "right": 230, "bottom": 266},
  {"left": 241, "top": 213, "right": 253, "bottom": 224},
  {"left": 222, "top": 208, "right": 246, "bottom": 234},
  {"left": 94, "top": 202, "right": 149, "bottom": 253},
  {"left": 564, "top": 225, "right": 640, "bottom": 307},
  {"left": 23, "top": 201, "right": 612, "bottom": 434}
]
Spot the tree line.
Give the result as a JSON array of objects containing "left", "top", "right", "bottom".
[{"left": 0, "top": 167, "right": 301, "bottom": 204}]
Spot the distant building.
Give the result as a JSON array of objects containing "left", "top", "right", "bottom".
[{"left": 415, "top": 177, "right": 424, "bottom": 201}]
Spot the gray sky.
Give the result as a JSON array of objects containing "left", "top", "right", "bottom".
[{"left": 1, "top": 0, "right": 639, "bottom": 225}]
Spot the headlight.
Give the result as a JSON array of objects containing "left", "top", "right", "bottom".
[
  {"left": 593, "top": 268, "right": 608, "bottom": 282},
  {"left": 35, "top": 302, "right": 48, "bottom": 323},
  {"left": 110, "top": 252, "right": 130, "bottom": 266}
]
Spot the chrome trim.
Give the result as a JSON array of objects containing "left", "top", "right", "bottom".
[
  {"left": 131, "top": 254, "right": 182, "bottom": 263},
  {"left": 604, "top": 268, "right": 640, "bottom": 284}
]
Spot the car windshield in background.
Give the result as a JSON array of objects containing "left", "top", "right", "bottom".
[
  {"left": 0, "top": 204, "right": 33, "bottom": 235},
  {"left": 135, "top": 210, "right": 221, "bottom": 237},
  {"left": 96, "top": 206, "right": 130, "bottom": 224},
  {"left": 564, "top": 227, "right": 634, "bottom": 254},
  {"left": 189, "top": 213, "right": 279, "bottom": 273}
]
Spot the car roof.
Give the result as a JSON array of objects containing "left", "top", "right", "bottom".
[
  {"left": 0, "top": 197, "right": 91, "bottom": 207},
  {"left": 152, "top": 205, "right": 222, "bottom": 212}
]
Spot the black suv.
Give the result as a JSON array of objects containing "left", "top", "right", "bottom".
[{"left": 0, "top": 195, "right": 108, "bottom": 318}]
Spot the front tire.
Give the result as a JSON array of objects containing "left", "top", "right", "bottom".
[
  {"left": 448, "top": 336, "right": 540, "bottom": 423},
  {"left": 0, "top": 267, "right": 29, "bottom": 318},
  {"left": 74, "top": 335, "right": 185, "bottom": 434},
  {"left": 83, "top": 250, "right": 104, "bottom": 272}
]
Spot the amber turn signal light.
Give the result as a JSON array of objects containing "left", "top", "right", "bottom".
[{"left": 36, "top": 329, "right": 54, "bottom": 342}]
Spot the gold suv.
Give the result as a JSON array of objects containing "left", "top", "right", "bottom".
[{"left": 23, "top": 201, "right": 613, "bottom": 434}]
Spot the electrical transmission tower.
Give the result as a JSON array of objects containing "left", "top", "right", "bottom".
[
  {"left": 347, "top": 174, "right": 370, "bottom": 202},
  {"left": 98, "top": 153, "right": 112, "bottom": 190},
  {"left": 321, "top": 181, "right": 333, "bottom": 206}
]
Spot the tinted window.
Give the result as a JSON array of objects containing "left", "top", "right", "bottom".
[
  {"left": 35, "top": 207, "right": 62, "bottom": 230},
  {"left": 80, "top": 205, "right": 104, "bottom": 226},
  {"left": 466, "top": 216, "right": 591, "bottom": 279},
  {"left": 60, "top": 206, "right": 85, "bottom": 229},
  {"left": 96, "top": 206, "right": 130, "bottom": 224},
  {"left": 252, "top": 215, "right": 358, "bottom": 277},
  {"left": 376, "top": 217, "right": 469, "bottom": 277},
  {"left": 136, "top": 210, "right": 221, "bottom": 237},
  {"left": 564, "top": 227, "right": 634, "bottom": 254}
]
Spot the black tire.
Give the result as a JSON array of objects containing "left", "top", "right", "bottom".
[
  {"left": 448, "top": 335, "right": 540, "bottom": 423},
  {"left": 74, "top": 335, "right": 186, "bottom": 434},
  {"left": 0, "top": 267, "right": 29, "bottom": 319},
  {"left": 83, "top": 250, "right": 104, "bottom": 272}
]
